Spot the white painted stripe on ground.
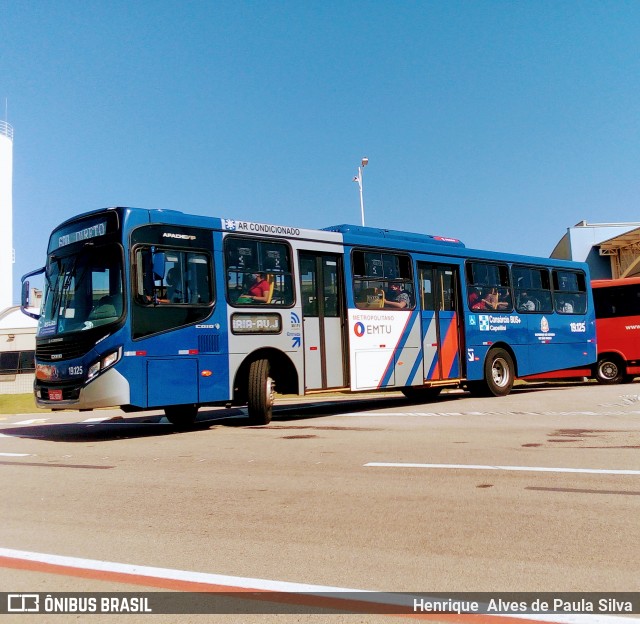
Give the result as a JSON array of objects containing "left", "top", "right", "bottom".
[
  {"left": 341, "top": 411, "right": 640, "bottom": 417},
  {"left": 13, "top": 419, "right": 49, "bottom": 425},
  {"left": 365, "top": 463, "right": 640, "bottom": 475},
  {"left": 0, "top": 452, "right": 31, "bottom": 457},
  {"left": 82, "top": 417, "right": 113, "bottom": 423},
  {"left": 0, "top": 548, "right": 637, "bottom": 624},
  {"left": 0, "top": 546, "right": 365, "bottom": 593}
]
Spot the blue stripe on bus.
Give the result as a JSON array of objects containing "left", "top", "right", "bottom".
[{"left": 380, "top": 311, "right": 418, "bottom": 387}]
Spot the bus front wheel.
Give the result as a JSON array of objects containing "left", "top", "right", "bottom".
[
  {"left": 594, "top": 357, "right": 624, "bottom": 385},
  {"left": 247, "top": 359, "right": 274, "bottom": 425}
]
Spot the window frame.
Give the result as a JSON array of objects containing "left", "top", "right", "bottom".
[
  {"left": 552, "top": 269, "right": 588, "bottom": 315},
  {"left": 351, "top": 248, "right": 415, "bottom": 310},
  {"left": 131, "top": 244, "right": 215, "bottom": 340},
  {"left": 133, "top": 245, "right": 214, "bottom": 308},
  {"left": 465, "top": 261, "right": 512, "bottom": 312},
  {"left": 0, "top": 350, "right": 35, "bottom": 375},
  {"left": 511, "top": 265, "right": 553, "bottom": 314},
  {"left": 224, "top": 236, "right": 295, "bottom": 308}
]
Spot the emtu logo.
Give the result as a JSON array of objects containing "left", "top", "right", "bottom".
[{"left": 354, "top": 322, "right": 365, "bottom": 337}]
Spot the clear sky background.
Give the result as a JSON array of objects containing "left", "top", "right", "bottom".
[{"left": 2, "top": 1, "right": 640, "bottom": 304}]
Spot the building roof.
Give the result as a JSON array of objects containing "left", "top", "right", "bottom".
[
  {"left": 551, "top": 221, "right": 640, "bottom": 279},
  {"left": 597, "top": 226, "right": 640, "bottom": 278},
  {"left": 0, "top": 306, "right": 38, "bottom": 331}
]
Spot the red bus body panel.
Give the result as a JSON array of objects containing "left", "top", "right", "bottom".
[{"left": 526, "top": 277, "right": 640, "bottom": 381}]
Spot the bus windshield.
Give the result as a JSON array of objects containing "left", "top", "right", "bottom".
[{"left": 38, "top": 244, "right": 124, "bottom": 337}]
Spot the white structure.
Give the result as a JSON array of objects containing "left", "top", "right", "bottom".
[
  {"left": 0, "top": 298, "right": 39, "bottom": 395},
  {"left": 551, "top": 221, "right": 640, "bottom": 280},
  {"left": 0, "top": 121, "right": 13, "bottom": 312}
]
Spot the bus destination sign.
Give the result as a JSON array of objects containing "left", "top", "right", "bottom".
[
  {"left": 231, "top": 313, "right": 281, "bottom": 334},
  {"left": 58, "top": 221, "right": 107, "bottom": 248}
]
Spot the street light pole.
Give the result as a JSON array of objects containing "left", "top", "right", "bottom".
[{"left": 353, "top": 157, "right": 368, "bottom": 226}]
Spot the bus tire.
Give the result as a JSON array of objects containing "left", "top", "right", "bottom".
[
  {"left": 401, "top": 386, "right": 442, "bottom": 402},
  {"left": 594, "top": 357, "right": 624, "bottom": 385},
  {"left": 164, "top": 404, "right": 198, "bottom": 428},
  {"left": 247, "top": 359, "right": 274, "bottom": 425},
  {"left": 475, "top": 348, "right": 514, "bottom": 397}
]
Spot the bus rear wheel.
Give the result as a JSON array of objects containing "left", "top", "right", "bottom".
[
  {"left": 247, "top": 359, "right": 274, "bottom": 425},
  {"left": 164, "top": 404, "right": 199, "bottom": 428},
  {"left": 594, "top": 356, "right": 624, "bottom": 384},
  {"left": 469, "top": 348, "right": 514, "bottom": 397}
]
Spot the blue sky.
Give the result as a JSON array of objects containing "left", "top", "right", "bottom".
[{"left": 2, "top": 0, "right": 640, "bottom": 304}]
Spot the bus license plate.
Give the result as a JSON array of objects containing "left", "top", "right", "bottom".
[{"left": 49, "top": 389, "right": 63, "bottom": 401}]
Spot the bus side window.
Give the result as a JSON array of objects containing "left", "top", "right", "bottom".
[{"left": 553, "top": 269, "right": 587, "bottom": 315}]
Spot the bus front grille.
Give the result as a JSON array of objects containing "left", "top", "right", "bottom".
[{"left": 36, "top": 334, "right": 98, "bottom": 362}]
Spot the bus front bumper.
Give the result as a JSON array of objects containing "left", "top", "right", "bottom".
[{"left": 35, "top": 367, "right": 131, "bottom": 410}]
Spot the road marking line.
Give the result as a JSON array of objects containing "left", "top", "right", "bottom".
[
  {"left": 0, "top": 452, "right": 31, "bottom": 457},
  {"left": 365, "top": 463, "right": 640, "bottom": 475},
  {"left": 342, "top": 411, "right": 640, "bottom": 417},
  {"left": 0, "top": 548, "right": 636, "bottom": 623}
]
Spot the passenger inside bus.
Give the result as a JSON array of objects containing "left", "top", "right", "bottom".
[
  {"left": 468, "top": 288, "right": 486, "bottom": 310},
  {"left": 238, "top": 272, "right": 272, "bottom": 304},
  {"left": 557, "top": 297, "right": 574, "bottom": 313},
  {"left": 165, "top": 267, "right": 184, "bottom": 303},
  {"left": 517, "top": 291, "right": 536, "bottom": 311},
  {"left": 384, "top": 282, "right": 412, "bottom": 309},
  {"left": 483, "top": 287, "right": 510, "bottom": 310}
]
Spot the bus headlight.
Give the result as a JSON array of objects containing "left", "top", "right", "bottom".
[{"left": 87, "top": 348, "right": 122, "bottom": 381}]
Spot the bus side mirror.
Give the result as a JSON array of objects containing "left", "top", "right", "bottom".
[
  {"left": 21, "top": 266, "right": 44, "bottom": 320},
  {"left": 22, "top": 280, "right": 30, "bottom": 308}
]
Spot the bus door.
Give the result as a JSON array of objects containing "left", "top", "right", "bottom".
[
  {"left": 418, "top": 263, "right": 462, "bottom": 381},
  {"left": 299, "top": 252, "right": 346, "bottom": 390}
]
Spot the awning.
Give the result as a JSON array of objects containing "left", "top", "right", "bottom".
[{"left": 598, "top": 226, "right": 640, "bottom": 278}]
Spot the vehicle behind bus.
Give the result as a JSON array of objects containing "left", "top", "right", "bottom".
[{"left": 524, "top": 277, "right": 640, "bottom": 384}]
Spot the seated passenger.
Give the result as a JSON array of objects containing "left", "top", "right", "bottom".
[
  {"left": 557, "top": 297, "right": 574, "bottom": 313},
  {"left": 518, "top": 291, "right": 536, "bottom": 312},
  {"left": 481, "top": 287, "right": 507, "bottom": 310},
  {"left": 384, "top": 282, "right": 411, "bottom": 309},
  {"left": 468, "top": 288, "right": 486, "bottom": 311},
  {"left": 165, "top": 267, "right": 184, "bottom": 303},
  {"left": 239, "top": 272, "right": 271, "bottom": 304}
]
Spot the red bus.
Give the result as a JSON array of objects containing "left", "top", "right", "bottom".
[{"left": 527, "top": 277, "right": 640, "bottom": 384}]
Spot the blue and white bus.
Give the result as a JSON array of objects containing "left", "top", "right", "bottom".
[{"left": 21, "top": 207, "right": 596, "bottom": 426}]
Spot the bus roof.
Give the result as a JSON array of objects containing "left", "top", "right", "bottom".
[
  {"left": 592, "top": 276, "right": 640, "bottom": 288},
  {"left": 52, "top": 208, "right": 589, "bottom": 272},
  {"left": 323, "top": 224, "right": 465, "bottom": 248}
]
